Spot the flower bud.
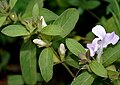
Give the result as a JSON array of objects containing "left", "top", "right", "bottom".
[
  {"left": 9, "top": 12, "right": 18, "bottom": 22},
  {"left": 40, "top": 16, "right": 47, "bottom": 28},
  {"left": 33, "top": 39, "right": 47, "bottom": 48},
  {"left": 59, "top": 43, "right": 66, "bottom": 56}
]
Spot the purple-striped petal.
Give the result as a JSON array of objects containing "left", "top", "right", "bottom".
[{"left": 103, "top": 32, "right": 119, "bottom": 48}]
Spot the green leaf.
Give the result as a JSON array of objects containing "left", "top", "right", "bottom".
[
  {"left": 103, "top": 42, "right": 120, "bottom": 66},
  {"left": 53, "top": 8, "right": 79, "bottom": 38},
  {"left": 84, "top": 1, "right": 100, "bottom": 9},
  {"left": 20, "top": 40, "right": 37, "bottom": 84},
  {"left": 65, "top": 55, "right": 80, "bottom": 69},
  {"left": 1, "top": 25, "right": 30, "bottom": 37},
  {"left": 89, "top": 60, "right": 107, "bottom": 78},
  {"left": 57, "top": 0, "right": 70, "bottom": 8},
  {"left": 22, "top": 0, "right": 43, "bottom": 19},
  {"left": 66, "top": 38, "right": 86, "bottom": 56},
  {"left": 9, "top": 0, "right": 17, "bottom": 9},
  {"left": 8, "top": 75, "right": 24, "bottom": 85},
  {"left": 107, "top": 70, "right": 119, "bottom": 81},
  {"left": 68, "top": 0, "right": 80, "bottom": 6},
  {"left": 39, "top": 48, "right": 53, "bottom": 82},
  {"left": 113, "top": 79, "right": 120, "bottom": 85},
  {"left": 0, "top": 16, "right": 7, "bottom": 27},
  {"left": 41, "top": 25, "right": 64, "bottom": 36},
  {"left": 39, "top": 8, "right": 58, "bottom": 22},
  {"left": 103, "top": 17, "right": 120, "bottom": 35},
  {"left": 37, "top": 73, "right": 43, "bottom": 82},
  {"left": 71, "top": 71, "right": 95, "bottom": 85},
  {"left": 32, "top": 3, "right": 39, "bottom": 17}
]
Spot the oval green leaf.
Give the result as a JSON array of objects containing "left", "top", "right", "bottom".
[
  {"left": 20, "top": 40, "right": 37, "bottom": 84},
  {"left": 53, "top": 8, "right": 79, "bottom": 38},
  {"left": 103, "top": 42, "right": 120, "bottom": 66},
  {"left": 71, "top": 71, "right": 95, "bottom": 85},
  {"left": 41, "top": 25, "right": 64, "bottom": 36},
  {"left": 1, "top": 25, "right": 30, "bottom": 37},
  {"left": 39, "top": 48, "right": 53, "bottom": 82},
  {"left": 89, "top": 60, "right": 107, "bottom": 78},
  {"left": 32, "top": 3, "right": 39, "bottom": 17},
  {"left": 66, "top": 38, "right": 86, "bottom": 56},
  {"left": 39, "top": 8, "right": 58, "bottom": 22}
]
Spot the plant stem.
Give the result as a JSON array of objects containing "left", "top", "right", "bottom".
[
  {"left": 86, "top": 9, "right": 100, "bottom": 20},
  {"left": 62, "top": 62, "right": 75, "bottom": 78},
  {"left": 51, "top": 47, "right": 75, "bottom": 78}
]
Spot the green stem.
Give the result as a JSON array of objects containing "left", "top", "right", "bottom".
[
  {"left": 51, "top": 47, "right": 75, "bottom": 78},
  {"left": 62, "top": 63, "right": 75, "bottom": 78},
  {"left": 97, "top": 47, "right": 103, "bottom": 63},
  {"left": 86, "top": 9, "right": 100, "bottom": 20}
]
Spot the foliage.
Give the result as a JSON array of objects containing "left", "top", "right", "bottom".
[{"left": 0, "top": 0, "right": 120, "bottom": 85}]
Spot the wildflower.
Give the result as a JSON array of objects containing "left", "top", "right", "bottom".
[
  {"left": 87, "top": 25, "right": 119, "bottom": 62},
  {"left": 33, "top": 38, "right": 47, "bottom": 48},
  {"left": 92, "top": 25, "right": 119, "bottom": 48}
]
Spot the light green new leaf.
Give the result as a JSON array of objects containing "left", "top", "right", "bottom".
[
  {"left": 89, "top": 60, "right": 107, "bottom": 78},
  {"left": 1, "top": 25, "right": 30, "bottom": 37},
  {"left": 20, "top": 40, "right": 37, "bottom": 84},
  {"left": 66, "top": 38, "right": 86, "bottom": 56},
  {"left": 53, "top": 8, "right": 79, "bottom": 38},
  {"left": 32, "top": 3, "right": 39, "bottom": 17},
  {"left": 41, "top": 25, "right": 64, "bottom": 36},
  {"left": 103, "top": 42, "right": 120, "bottom": 66},
  {"left": 9, "top": 0, "right": 17, "bottom": 9},
  {"left": 39, "top": 48, "right": 53, "bottom": 82},
  {"left": 0, "top": 16, "right": 7, "bottom": 27},
  {"left": 39, "top": 8, "right": 58, "bottom": 22},
  {"left": 71, "top": 71, "right": 95, "bottom": 85},
  {"left": 8, "top": 75, "right": 24, "bottom": 85}
]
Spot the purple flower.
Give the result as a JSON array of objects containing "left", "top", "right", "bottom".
[{"left": 87, "top": 25, "right": 119, "bottom": 57}]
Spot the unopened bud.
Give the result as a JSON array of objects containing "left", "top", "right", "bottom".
[
  {"left": 33, "top": 39, "right": 47, "bottom": 48},
  {"left": 40, "top": 16, "right": 47, "bottom": 28},
  {"left": 79, "top": 53, "right": 88, "bottom": 64},
  {"left": 59, "top": 43, "right": 66, "bottom": 55},
  {"left": 9, "top": 12, "right": 18, "bottom": 22}
]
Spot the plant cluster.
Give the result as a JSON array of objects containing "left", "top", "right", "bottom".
[{"left": 0, "top": 0, "right": 120, "bottom": 85}]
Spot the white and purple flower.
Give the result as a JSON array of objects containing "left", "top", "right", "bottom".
[{"left": 87, "top": 25, "right": 119, "bottom": 62}]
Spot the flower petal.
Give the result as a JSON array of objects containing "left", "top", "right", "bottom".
[
  {"left": 87, "top": 44, "right": 96, "bottom": 57},
  {"left": 103, "top": 32, "right": 119, "bottom": 48},
  {"left": 40, "top": 16, "right": 47, "bottom": 28},
  {"left": 92, "top": 25, "right": 106, "bottom": 40},
  {"left": 87, "top": 38, "right": 100, "bottom": 57},
  {"left": 92, "top": 38, "right": 101, "bottom": 51},
  {"left": 111, "top": 32, "right": 119, "bottom": 45}
]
